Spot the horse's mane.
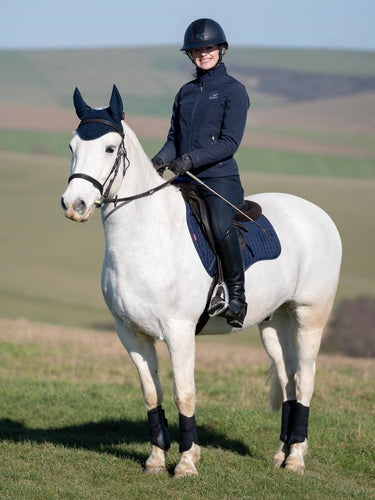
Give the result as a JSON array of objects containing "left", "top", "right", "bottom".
[{"left": 122, "top": 121, "right": 156, "bottom": 172}]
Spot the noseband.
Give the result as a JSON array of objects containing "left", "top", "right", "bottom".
[{"left": 67, "top": 118, "right": 178, "bottom": 207}]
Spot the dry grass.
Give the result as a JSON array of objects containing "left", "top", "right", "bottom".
[{"left": 1, "top": 317, "right": 374, "bottom": 384}]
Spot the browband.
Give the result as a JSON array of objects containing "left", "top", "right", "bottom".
[{"left": 78, "top": 118, "right": 124, "bottom": 137}]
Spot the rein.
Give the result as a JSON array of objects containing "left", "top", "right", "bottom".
[
  {"left": 68, "top": 118, "right": 177, "bottom": 207},
  {"left": 67, "top": 118, "right": 268, "bottom": 235}
]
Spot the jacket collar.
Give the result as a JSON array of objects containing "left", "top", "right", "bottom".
[{"left": 196, "top": 63, "right": 227, "bottom": 86}]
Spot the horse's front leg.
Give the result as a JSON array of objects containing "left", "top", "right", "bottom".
[
  {"left": 165, "top": 320, "right": 201, "bottom": 478},
  {"left": 115, "top": 319, "right": 169, "bottom": 474}
]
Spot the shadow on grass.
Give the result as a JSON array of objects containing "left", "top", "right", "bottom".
[{"left": 0, "top": 417, "right": 252, "bottom": 465}]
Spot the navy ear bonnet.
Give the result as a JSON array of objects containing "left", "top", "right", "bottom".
[{"left": 73, "top": 85, "right": 124, "bottom": 140}]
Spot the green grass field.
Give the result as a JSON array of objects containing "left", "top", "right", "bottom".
[
  {"left": 0, "top": 319, "right": 374, "bottom": 499},
  {"left": 1, "top": 130, "right": 375, "bottom": 178}
]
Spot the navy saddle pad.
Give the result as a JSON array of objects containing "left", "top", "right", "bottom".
[{"left": 185, "top": 202, "right": 281, "bottom": 277}]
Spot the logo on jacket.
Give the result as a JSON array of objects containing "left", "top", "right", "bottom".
[{"left": 209, "top": 92, "right": 220, "bottom": 100}]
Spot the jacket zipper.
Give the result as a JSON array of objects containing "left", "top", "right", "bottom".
[{"left": 189, "top": 79, "right": 204, "bottom": 151}]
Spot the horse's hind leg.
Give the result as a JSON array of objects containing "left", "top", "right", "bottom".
[
  {"left": 115, "top": 319, "right": 169, "bottom": 474},
  {"left": 281, "top": 301, "right": 331, "bottom": 474},
  {"left": 258, "top": 305, "right": 298, "bottom": 468}
]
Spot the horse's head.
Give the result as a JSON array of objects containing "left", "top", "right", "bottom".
[{"left": 61, "top": 85, "right": 127, "bottom": 222}]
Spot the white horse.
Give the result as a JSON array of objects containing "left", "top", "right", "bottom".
[{"left": 61, "top": 86, "right": 342, "bottom": 477}]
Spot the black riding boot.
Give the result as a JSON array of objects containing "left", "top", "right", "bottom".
[{"left": 215, "top": 226, "right": 247, "bottom": 328}]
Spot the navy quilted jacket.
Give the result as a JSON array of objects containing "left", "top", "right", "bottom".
[{"left": 156, "top": 63, "right": 250, "bottom": 178}]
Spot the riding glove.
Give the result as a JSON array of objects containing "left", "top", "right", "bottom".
[{"left": 168, "top": 154, "right": 193, "bottom": 176}]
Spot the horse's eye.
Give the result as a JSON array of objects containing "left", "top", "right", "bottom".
[
  {"left": 106, "top": 146, "right": 116, "bottom": 153},
  {"left": 69, "top": 144, "right": 73, "bottom": 153}
]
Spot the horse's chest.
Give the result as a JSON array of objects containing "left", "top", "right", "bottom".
[{"left": 101, "top": 252, "right": 160, "bottom": 322}]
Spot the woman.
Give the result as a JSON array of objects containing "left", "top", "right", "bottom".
[{"left": 152, "top": 18, "right": 250, "bottom": 328}]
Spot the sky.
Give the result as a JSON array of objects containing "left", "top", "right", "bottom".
[{"left": 1, "top": 0, "right": 374, "bottom": 51}]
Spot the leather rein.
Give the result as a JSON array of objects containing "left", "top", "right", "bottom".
[{"left": 68, "top": 118, "right": 177, "bottom": 207}]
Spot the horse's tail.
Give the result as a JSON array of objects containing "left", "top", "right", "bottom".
[{"left": 268, "top": 363, "right": 283, "bottom": 412}]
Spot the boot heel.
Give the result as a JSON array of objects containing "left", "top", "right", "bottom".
[{"left": 224, "top": 301, "right": 247, "bottom": 328}]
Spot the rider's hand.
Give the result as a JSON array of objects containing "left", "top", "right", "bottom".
[{"left": 168, "top": 154, "right": 193, "bottom": 176}]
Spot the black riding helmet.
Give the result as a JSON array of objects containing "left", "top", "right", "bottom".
[{"left": 181, "top": 18, "right": 228, "bottom": 51}]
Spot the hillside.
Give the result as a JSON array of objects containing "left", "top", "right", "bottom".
[
  {"left": 1, "top": 46, "right": 375, "bottom": 115},
  {"left": 1, "top": 46, "right": 375, "bottom": 160}
]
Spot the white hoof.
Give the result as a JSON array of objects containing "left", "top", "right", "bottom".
[
  {"left": 174, "top": 443, "right": 201, "bottom": 478},
  {"left": 284, "top": 440, "right": 308, "bottom": 475},
  {"left": 285, "top": 462, "right": 305, "bottom": 475},
  {"left": 144, "top": 446, "right": 167, "bottom": 474}
]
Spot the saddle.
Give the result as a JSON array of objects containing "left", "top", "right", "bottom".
[{"left": 178, "top": 182, "right": 262, "bottom": 253}]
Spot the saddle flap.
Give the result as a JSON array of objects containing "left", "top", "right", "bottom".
[{"left": 178, "top": 182, "right": 216, "bottom": 251}]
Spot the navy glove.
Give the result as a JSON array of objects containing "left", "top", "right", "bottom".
[
  {"left": 168, "top": 154, "right": 193, "bottom": 176},
  {"left": 151, "top": 156, "right": 166, "bottom": 176}
]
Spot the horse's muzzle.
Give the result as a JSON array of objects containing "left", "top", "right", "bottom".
[{"left": 61, "top": 195, "right": 94, "bottom": 222}]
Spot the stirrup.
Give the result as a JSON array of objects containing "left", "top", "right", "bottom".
[{"left": 208, "top": 282, "right": 229, "bottom": 317}]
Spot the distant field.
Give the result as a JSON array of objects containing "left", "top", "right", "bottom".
[
  {"left": 1, "top": 130, "right": 374, "bottom": 179},
  {"left": 1, "top": 46, "right": 374, "bottom": 114},
  {"left": 0, "top": 149, "right": 374, "bottom": 332}
]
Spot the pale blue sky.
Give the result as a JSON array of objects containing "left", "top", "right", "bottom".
[{"left": 1, "top": 0, "right": 374, "bottom": 51}]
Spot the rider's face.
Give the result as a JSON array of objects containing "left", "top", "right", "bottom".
[{"left": 190, "top": 45, "right": 220, "bottom": 71}]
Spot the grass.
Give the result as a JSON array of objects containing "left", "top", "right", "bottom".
[
  {"left": 236, "top": 146, "right": 375, "bottom": 178},
  {"left": 0, "top": 318, "right": 374, "bottom": 499},
  {"left": 249, "top": 126, "right": 375, "bottom": 154},
  {"left": 1, "top": 130, "right": 375, "bottom": 179},
  {"left": 0, "top": 130, "right": 72, "bottom": 157}
]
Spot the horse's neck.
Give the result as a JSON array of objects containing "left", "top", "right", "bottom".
[{"left": 101, "top": 123, "right": 184, "bottom": 242}]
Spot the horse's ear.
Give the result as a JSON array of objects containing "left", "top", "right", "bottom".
[
  {"left": 73, "top": 87, "right": 91, "bottom": 119},
  {"left": 109, "top": 85, "right": 124, "bottom": 120}
]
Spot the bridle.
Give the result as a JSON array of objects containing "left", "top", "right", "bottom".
[{"left": 68, "top": 118, "right": 177, "bottom": 207}]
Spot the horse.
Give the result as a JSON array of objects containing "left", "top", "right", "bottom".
[{"left": 61, "top": 85, "right": 342, "bottom": 477}]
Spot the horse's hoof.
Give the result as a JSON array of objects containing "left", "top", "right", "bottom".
[
  {"left": 174, "top": 461, "right": 198, "bottom": 478},
  {"left": 285, "top": 462, "right": 305, "bottom": 475},
  {"left": 173, "top": 443, "right": 200, "bottom": 478},
  {"left": 144, "top": 465, "right": 166, "bottom": 475},
  {"left": 284, "top": 440, "right": 307, "bottom": 474}
]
